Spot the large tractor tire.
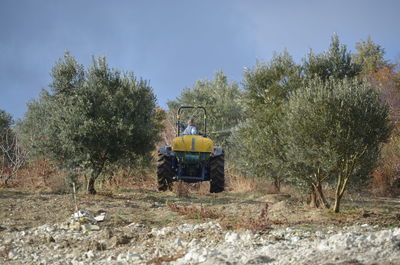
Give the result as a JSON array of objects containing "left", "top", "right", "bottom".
[
  {"left": 157, "top": 153, "right": 174, "bottom": 191},
  {"left": 209, "top": 154, "right": 225, "bottom": 193}
]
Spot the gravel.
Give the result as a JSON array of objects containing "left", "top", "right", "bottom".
[{"left": 0, "top": 217, "right": 399, "bottom": 265}]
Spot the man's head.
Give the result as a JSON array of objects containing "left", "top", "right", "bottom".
[{"left": 188, "top": 118, "right": 195, "bottom": 126}]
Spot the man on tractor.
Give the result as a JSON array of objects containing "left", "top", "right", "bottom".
[
  {"left": 157, "top": 106, "right": 225, "bottom": 193},
  {"left": 183, "top": 118, "right": 198, "bottom": 135}
]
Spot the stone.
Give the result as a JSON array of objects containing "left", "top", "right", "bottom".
[
  {"left": 8, "top": 250, "right": 18, "bottom": 260},
  {"left": 72, "top": 210, "right": 97, "bottom": 224},
  {"left": 175, "top": 237, "right": 183, "bottom": 247},
  {"left": 85, "top": 250, "right": 95, "bottom": 259},
  {"left": 94, "top": 212, "right": 106, "bottom": 222},
  {"left": 81, "top": 224, "right": 100, "bottom": 232},
  {"left": 225, "top": 231, "right": 240, "bottom": 243}
]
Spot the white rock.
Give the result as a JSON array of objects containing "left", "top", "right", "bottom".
[
  {"left": 175, "top": 237, "right": 183, "bottom": 247},
  {"left": 85, "top": 250, "right": 95, "bottom": 259},
  {"left": 8, "top": 250, "right": 18, "bottom": 260},
  {"left": 117, "top": 253, "right": 126, "bottom": 261},
  {"left": 225, "top": 231, "right": 240, "bottom": 243},
  {"left": 94, "top": 212, "right": 106, "bottom": 222},
  {"left": 188, "top": 238, "right": 199, "bottom": 247},
  {"left": 72, "top": 209, "right": 97, "bottom": 224},
  {"left": 291, "top": 236, "right": 301, "bottom": 242},
  {"left": 81, "top": 224, "right": 100, "bottom": 232},
  {"left": 241, "top": 230, "right": 255, "bottom": 242}
]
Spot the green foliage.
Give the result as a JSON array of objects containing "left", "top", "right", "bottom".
[
  {"left": 243, "top": 50, "right": 301, "bottom": 118},
  {"left": 16, "top": 91, "right": 56, "bottom": 160},
  {"left": 284, "top": 78, "right": 391, "bottom": 211},
  {"left": 0, "top": 109, "right": 12, "bottom": 133},
  {"left": 303, "top": 34, "right": 361, "bottom": 81},
  {"left": 230, "top": 52, "right": 301, "bottom": 189},
  {"left": 353, "top": 36, "right": 388, "bottom": 75},
  {"left": 167, "top": 71, "right": 243, "bottom": 146},
  {"left": 18, "top": 52, "right": 162, "bottom": 193},
  {"left": 230, "top": 35, "right": 390, "bottom": 203}
]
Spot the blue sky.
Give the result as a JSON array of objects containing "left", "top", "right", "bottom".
[{"left": 1, "top": 0, "right": 399, "bottom": 119}]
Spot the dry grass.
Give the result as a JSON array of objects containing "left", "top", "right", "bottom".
[
  {"left": 188, "top": 182, "right": 210, "bottom": 195},
  {"left": 174, "top": 181, "right": 191, "bottom": 197},
  {"left": 226, "top": 173, "right": 280, "bottom": 195},
  {"left": 227, "top": 174, "right": 258, "bottom": 193},
  {"left": 10, "top": 160, "right": 69, "bottom": 193},
  {"left": 172, "top": 181, "right": 211, "bottom": 196},
  {"left": 166, "top": 201, "right": 222, "bottom": 219},
  {"left": 7, "top": 160, "right": 157, "bottom": 194},
  {"left": 102, "top": 168, "right": 157, "bottom": 191}
]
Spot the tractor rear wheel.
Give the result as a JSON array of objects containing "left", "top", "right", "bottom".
[
  {"left": 157, "top": 153, "right": 174, "bottom": 191},
  {"left": 210, "top": 154, "right": 224, "bottom": 193}
]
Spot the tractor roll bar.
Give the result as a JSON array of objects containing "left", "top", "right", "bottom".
[{"left": 177, "top": 105, "right": 207, "bottom": 137}]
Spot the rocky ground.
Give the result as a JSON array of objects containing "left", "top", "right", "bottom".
[{"left": 1, "top": 188, "right": 400, "bottom": 264}]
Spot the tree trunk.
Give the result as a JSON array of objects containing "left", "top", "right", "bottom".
[
  {"left": 87, "top": 169, "right": 101, "bottom": 195},
  {"left": 273, "top": 178, "right": 281, "bottom": 193},
  {"left": 333, "top": 174, "right": 349, "bottom": 213},
  {"left": 315, "top": 183, "right": 330, "bottom": 209},
  {"left": 333, "top": 195, "right": 341, "bottom": 213},
  {"left": 87, "top": 176, "right": 96, "bottom": 194},
  {"left": 308, "top": 186, "right": 318, "bottom": 208}
]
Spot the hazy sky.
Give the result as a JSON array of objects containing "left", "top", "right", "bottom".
[{"left": 1, "top": 0, "right": 399, "bottom": 119}]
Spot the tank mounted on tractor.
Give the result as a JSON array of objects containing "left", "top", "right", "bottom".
[{"left": 157, "top": 105, "right": 224, "bottom": 193}]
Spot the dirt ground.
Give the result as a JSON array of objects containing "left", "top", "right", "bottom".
[{"left": 1, "top": 185, "right": 399, "bottom": 234}]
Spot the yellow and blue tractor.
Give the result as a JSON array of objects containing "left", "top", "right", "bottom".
[{"left": 157, "top": 106, "right": 224, "bottom": 193}]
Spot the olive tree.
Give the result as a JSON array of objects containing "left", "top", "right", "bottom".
[
  {"left": 18, "top": 53, "right": 162, "bottom": 194},
  {"left": 230, "top": 51, "right": 301, "bottom": 190},
  {"left": 285, "top": 78, "right": 391, "bottom": 212}
]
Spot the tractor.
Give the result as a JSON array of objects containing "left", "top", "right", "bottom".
[{"left": 157, "top": 105, "right": 224, "bottom": 193}]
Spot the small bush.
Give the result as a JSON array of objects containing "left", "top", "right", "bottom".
[{"left": 233, "top": 203, "right": 273, "bottom": 232}]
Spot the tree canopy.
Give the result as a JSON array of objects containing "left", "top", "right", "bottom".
[{"left": 18, "top": 53, "right": 162, "bottom": 193}]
